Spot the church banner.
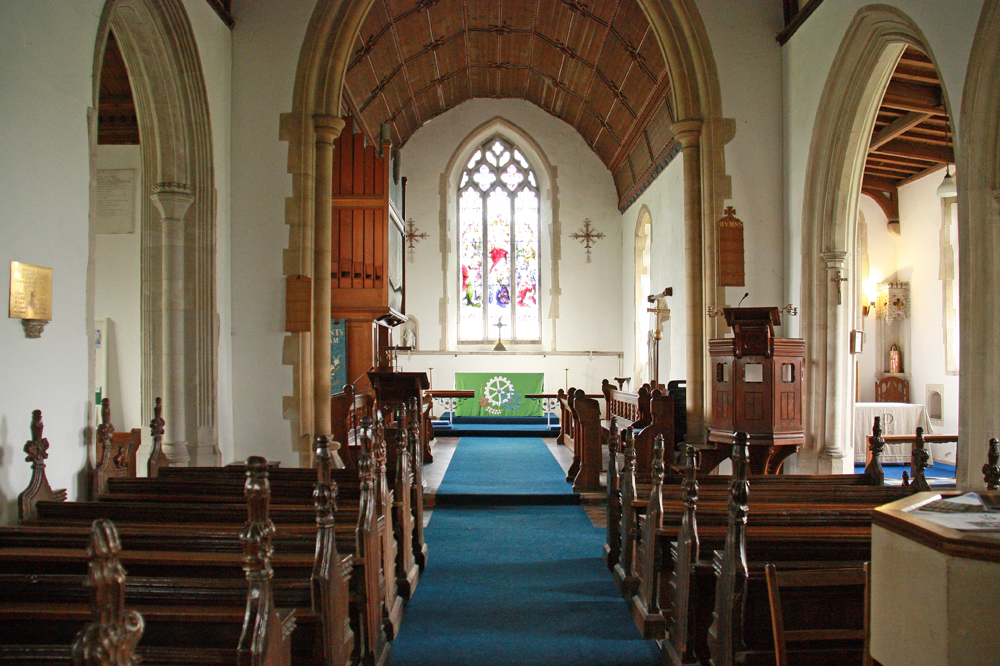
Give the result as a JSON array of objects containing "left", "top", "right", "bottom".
[{"left": 454, "top": 372, "right": 544, "bottom": 417}]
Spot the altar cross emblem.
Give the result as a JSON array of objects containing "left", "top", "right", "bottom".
[
  {"left": 404, "top": 219, "right": 429, "bottom": 263},
  {"left": 570, "top": 219, "right": 606, "bottom": 263},
  {"left": 493, "top": 319, "right": 507, "bottom": 351}
]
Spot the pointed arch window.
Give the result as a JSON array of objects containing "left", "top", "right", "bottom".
[{"left": 458, "top": 136, "right": 540, "bottom": 342}]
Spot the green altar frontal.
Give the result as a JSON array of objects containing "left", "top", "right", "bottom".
[{"left": 454, "top": 372, "right": 544, "bottom": 417}]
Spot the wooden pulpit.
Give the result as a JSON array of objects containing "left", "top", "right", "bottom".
[{"left": 706, "top": 307, "right": 804, "bottom": 474}]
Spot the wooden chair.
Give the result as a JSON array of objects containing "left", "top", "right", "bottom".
[
  {"left": 875, "top": 376, "right": 908, "bottom": 403},
  {"left": 764, "top": 562, "right": 871, "bottom": 666}
]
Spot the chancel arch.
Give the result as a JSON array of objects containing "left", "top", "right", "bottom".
[
  {"left": 798, "top": 6, "right": 955, "bottom": 473},
  {"left": 957, "top": 0, "right": 1000, "bottom": 487},
  {"left": 90, "top": 0, "right": 219, "bottom": 467},
  {"left": 282, "top": 0, "right": 727, "bottom": 453}
]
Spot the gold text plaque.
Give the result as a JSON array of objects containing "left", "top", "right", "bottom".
[{"left": 9, "top": 261, "right": 53, "bottom": 320}]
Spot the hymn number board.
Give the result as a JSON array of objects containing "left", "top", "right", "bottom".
[{"left": 708, "top": 307, "right": 804, "bottom": 474}]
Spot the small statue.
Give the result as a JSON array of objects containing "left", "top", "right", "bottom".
[{"left": 889, "top": 343, "right": 902, "bottom": 374}]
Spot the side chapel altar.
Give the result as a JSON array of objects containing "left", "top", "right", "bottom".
[{"left": 707, "top": 306, "right": 804, "bottom": 474}]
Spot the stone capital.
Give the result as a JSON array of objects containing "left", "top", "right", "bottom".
[
  {"left": 820, "top": 250, "right": 849, "bottom": 270},
  {"left": 670, "top": 119, "right": 704, "bottom": 149},
  {"left": 150, "top": 182, "right": 195, "bottom": 221},
  {"left": 314, "top": 115, "right": 346, "bottom": 145}
]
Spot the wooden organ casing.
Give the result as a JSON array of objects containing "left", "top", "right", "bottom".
[{"left": 330, "top": 118, "right": 406, "bottom": 391}]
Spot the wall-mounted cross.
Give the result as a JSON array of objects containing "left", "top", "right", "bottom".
[
  {"left": 404, "top": 219, "right": 429, "bottom": 263},
  {"left": 831, "top": 271, "right": 848, "bottom": 305},
  {"left": 569, "top": 219, "right": 606, "bottom": 263}
]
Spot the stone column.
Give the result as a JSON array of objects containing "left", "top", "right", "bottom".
[
  {"left": 671, "top": 120, "right": 706, "bottom": 444},
  {"left": 313, "top": 116, "right": 346, "bottom": 450},
  {"left": 150, "top": 182, "right": 195, "bottom": 466},
  {"left": 820, "top": 250, "right": 850, "bottom": 472}
]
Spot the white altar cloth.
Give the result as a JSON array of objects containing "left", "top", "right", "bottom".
[{"left": 854, "top": 402, "right": 934, "bottom": 464}]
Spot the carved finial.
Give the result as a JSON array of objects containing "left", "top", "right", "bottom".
[
  {"left": 71, "top": 519, "right": 144, "bottom": 666},
  {"left": 359, "top": 417, "right": 375, "bottom": 489},
  {"left": 732, "top": 432, "right": 750, "bottom": 509},
  {"left": 97, "top": 398, "right": 114, "bottom": 450},
  {"left": 25, "top": 410, "right": 48, "bottom": 464},
  {"left": 607, "top": 420, "right": 619, "bottom": 456},
  {"left": 906, "top": 427, "right": 931, "bottom": 491},
  {"left": 865, "top": 416, "right": 885, "bottom": 486},
  {"left": 651, "top": 435, "right": 665, "bottom": 483},
  {"left": 313, "top": 435, "right": 338, "bottom": 520},
  {"left": 984, "top": 438, "right": 1000, "bottom": 490},
  {"left": 29, "top": 409, "right": 43, "bottom": 443},
  {"left": 622, "top": 427, "right": 636, "bottom": 472},
  {"left": 150, "top": 397, "right": 164, "bottom": 438},
  {"left": 241, "top": 456, "right": 275, "bottom": 580}
]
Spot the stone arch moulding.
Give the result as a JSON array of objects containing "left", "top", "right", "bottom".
[
  {"left": 437, "top": 117, "right": 559, "bottom": 352},
  {"left": 634, "top": 206, "right": 653, "bottom": 385},
  {"left": 797, "top": 5, "right": 951, "bottom": 473},
  {"left": 957, "top": 0, "right": 1000, "bottom": 488},
  {"left": 283, "top": 0, "right": 726, "bottom": 451},
  {"left": 90, "top": 0, "right": 219, "bottom": 467}
]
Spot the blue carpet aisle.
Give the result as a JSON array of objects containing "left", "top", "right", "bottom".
[{"left": 392, "top": 437, "right": 660, "bottom": 666}]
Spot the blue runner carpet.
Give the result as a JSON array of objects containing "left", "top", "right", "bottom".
[
  {"left": 392, "top": 437, "right": 659, "bottom": 666},
  {"left": 434, "top": 436, "right": 578, "bottom": 504}
]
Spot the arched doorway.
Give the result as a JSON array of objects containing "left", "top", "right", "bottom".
[
  {"left": 90, "top": 0, "right": 219, "bottom": 468},
  {"left": 797, "top": 6, "right": 956, "bottom": 473}
]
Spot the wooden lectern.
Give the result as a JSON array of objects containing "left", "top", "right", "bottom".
[
  {"left": 706, "top": 307, "right": 804, "bottom": 474},
  {"left": 368, "top": 370, "right": 431, "bottom": 462}
]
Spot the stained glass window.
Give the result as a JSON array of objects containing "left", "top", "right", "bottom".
[{"left": 459, "top": 136, "right": 540, "bottom": 341}]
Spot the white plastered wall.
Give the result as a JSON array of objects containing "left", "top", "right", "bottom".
[
  {"left": 695, "top": 0, "right": 786, "bottom": 320},
  {"left": 229, "top": 0, "right": 314, "bottom": 466},
  {"left": 0, "top": 1, "right": 100, "bottom": 523},
  {"left": 621, "top": 159, "right": 687, "bottom": 388},
  {"left": 0, "top": 0, "right": 232, "bottom": 523},
  {"left": 394, "top": 98, "right": 623, "bottom": 394}
]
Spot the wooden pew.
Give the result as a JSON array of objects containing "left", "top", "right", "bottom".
[
  {"left": 623, "top": 429, "right": 922, "bottom": 665},
  {"left": 16, "top": 409, "right": 67, "bottom": 522},
  {"left": 703, "top": 441, "right": 874, "bottom": 666},
  {"left": 109, "top": 420, "right": 406, "bottom": 646},
  {"left": 557, "top": 388, "right": 604, "bottom": 493},
  {"left": 608, "top": 413, "right": 902, "bottom": 576},
  {"left": 602, "top": 379, "right": 686, "bottom": 477},
  {"left": 6, "top": 433, "right": 366, "bottom": 666},
  {"left": 92, "top": 397, "right": 141, "bottom": 497},
  {"left": 1, "top": 460, "right": 302, "bottom": 666}
]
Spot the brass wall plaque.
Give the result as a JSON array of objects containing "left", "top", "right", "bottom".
[{"left": 9, "top": 261, "right": 53, "bottom": 320}]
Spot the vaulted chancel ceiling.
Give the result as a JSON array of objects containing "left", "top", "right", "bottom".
[{"left": 341, "top": 0, "right": 679, "bottom": 210}]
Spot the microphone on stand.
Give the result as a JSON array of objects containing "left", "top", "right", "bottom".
[{"left": 737, "top": 292, "right": 749, "bottom": 308}]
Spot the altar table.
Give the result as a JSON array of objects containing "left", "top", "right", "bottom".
[{"left": 853, "top": 402, "right": 934, "bottom": 464}]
